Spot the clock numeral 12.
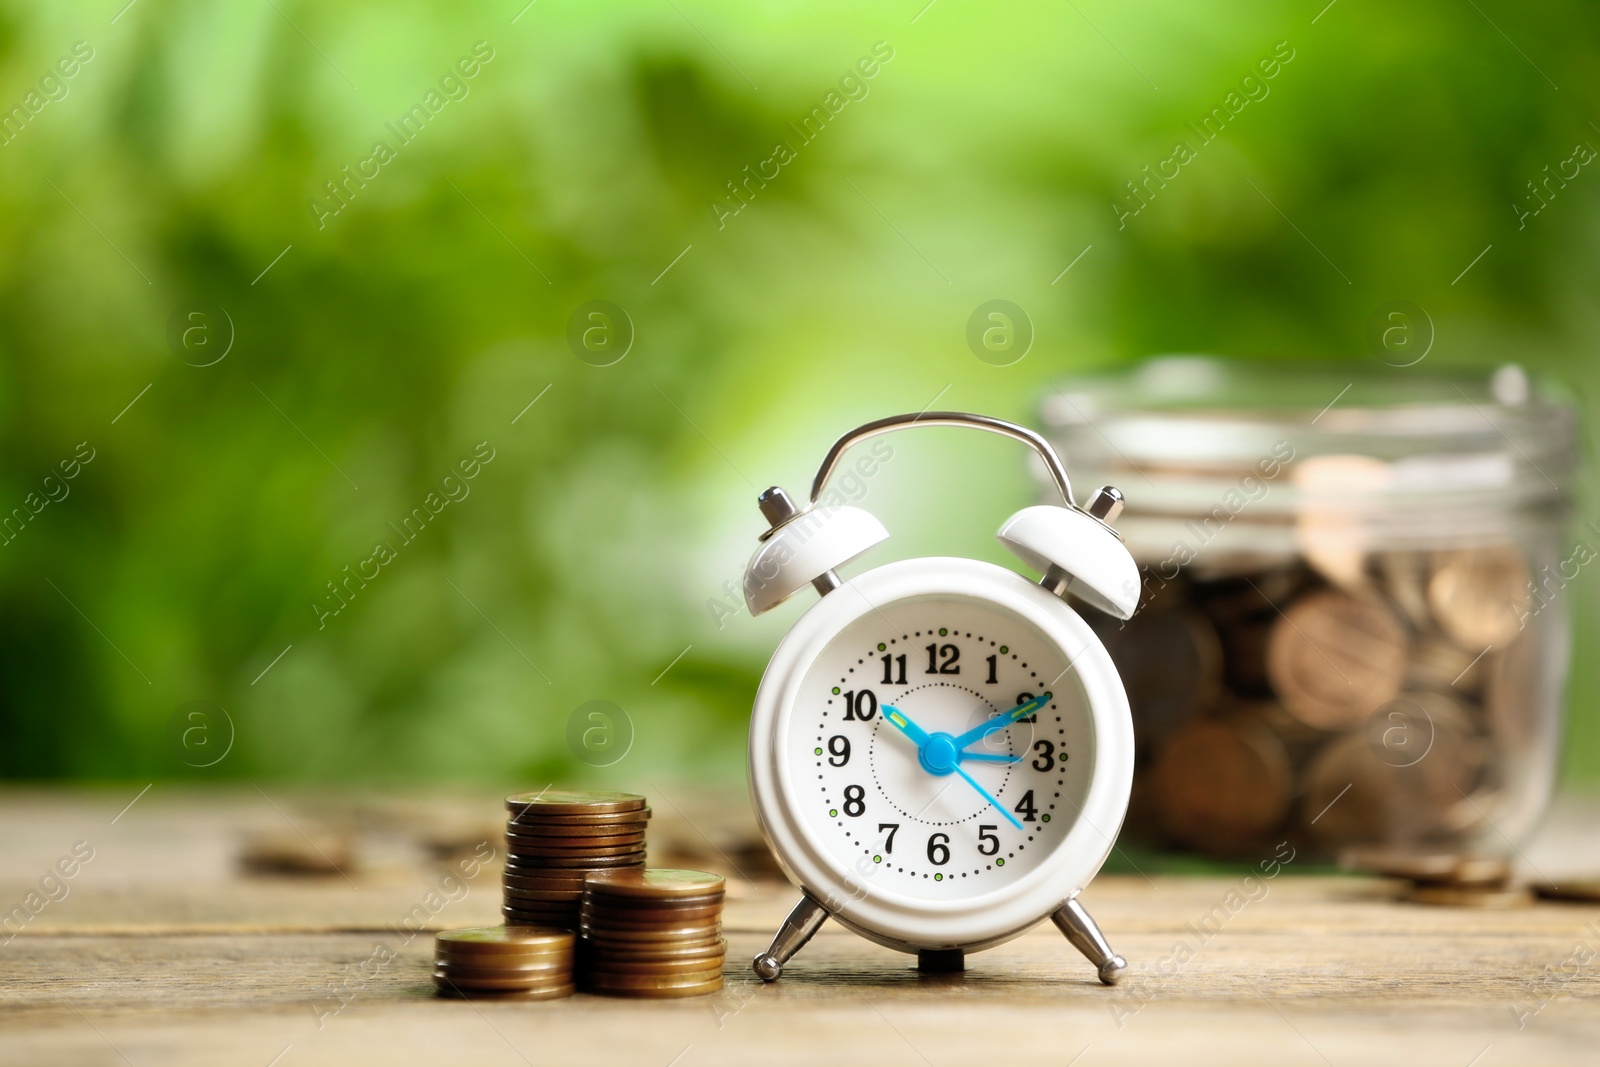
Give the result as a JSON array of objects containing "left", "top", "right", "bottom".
[{"left": 924, "top": 643, "right": 960, "bottom": 674}]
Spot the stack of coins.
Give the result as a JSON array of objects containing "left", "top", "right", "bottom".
[
  {"left": 432, "top": 926, "right": 576, "bottom": 999},
  {"left": 1339, "top": 848, "right": 1531, "bottom": 908},
  {"left": 579, "top": 869, "right": 726, "bottom": 998},
  {"left": 502, "top": 790, "right": 649, "bottom": 929}
]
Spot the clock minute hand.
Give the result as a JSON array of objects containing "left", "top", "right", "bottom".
[
  {"left": 949, "top": 692, "right": 1053, "bottom": 752},
  {"left": 953, "top": 763, "right": 1025, "bottom": 830}
]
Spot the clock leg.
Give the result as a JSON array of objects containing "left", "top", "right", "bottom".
[
  {"left": 1050, "top": 894, "right": 1128, "bottom": 986},
  {"left": 751, "top": 892, "right": 829, "bottom": 981}
]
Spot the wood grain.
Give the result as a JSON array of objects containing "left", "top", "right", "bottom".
[{"left": 1, "top": 787, "right": 1597, "bottom": 1066}]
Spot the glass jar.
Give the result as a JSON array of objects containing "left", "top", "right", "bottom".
[{"left": 1039, "top": 357, "right": 1580, "bottom": 859}]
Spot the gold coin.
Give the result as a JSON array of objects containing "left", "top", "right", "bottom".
[
  {"left": 435, "top": 926, "right": 574, "bottom": 956},
  {"left": 502, "top": 819, "right": 650, "bottom": 838},
  {"left": 1407, "top": 884, "right": 1532, "bottom": 908},
  {"left": 501, "top": 906, "right": 579, "bottom": 923},
  {"left": 1533, "top": 879, "right": 1600, "bottom": 902},
  {"left": 583, "top": 965, "right": 724, "bottom": 987},
  {"left": 434, "top": 977, "right": 575, "bottom": 1000},
  {"left": 581, "top": 889, "right": 725, "bottom": 910},
  {"left": 505, "top": 832, "right": 647, "bottom": 850},
  {"left": 583, "top": 975, "right": 725, "bottom": 997},
  {"left": 1097, "top": 607, "right": 1223, "bottom": 742},
  {"left": 434, "top": 949, "right": 573, "bottom": 970},
  {"left": 1427, "top": 545, "right": 1531, "bottom": 649},
  {"left": 1485, "top": 631, "right": 1542, "bottom": 756},
  {"left": 582, "top": 938, "right": 727, "bottom": 962},
  {"left": 582, "top": 869, "right": 725, "bottom": 899},
  {"left": 582, "top": 926, "right": 722, "bottom": 945},
  {"left": 582, "top": 952, "right": 728, "bottom": 976},
  {"left": 506, "top": 842, "right": 647, "bottom": 860},
  {"left": 433, "top": 967, "right": 574, "bottom": 990},
  {"left": 505, "top": 790, "right": 646, "bottom": 815},
  {"left": 1151, "top": 718, "right": 1292, "bottom": 852},
  {"left": 579, "top": 904, "right": 724, "bottom": 926},
  {"left": 507, "top": 808, "right": 653, "bottom": 827},
  {"left": 1266, "top": 589, "right": 1409, "bottom": 731},
  {"left": 511, "top": 853, "right": 645, "bottom": 870}
]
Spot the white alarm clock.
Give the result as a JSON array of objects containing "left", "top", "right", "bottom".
[{"left": 742, "top": 412, "right": 1140, "bottom": 984}]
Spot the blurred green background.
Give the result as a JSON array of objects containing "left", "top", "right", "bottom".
[{"left": 0, "top": 1, "right": 1594, "bottom": 786}]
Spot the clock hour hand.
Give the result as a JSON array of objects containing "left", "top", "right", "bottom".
[
  {"left": 959, "top": 751, "right": 1022, "bottom": 764},
  {"left": 882, "top": 704, "right": 932, "bottom": 747},
  {"left": 952, "top": 764, "right": 1024, "bottom": 830},
  {"left": 949, "top": 692, "right": 1052, "bottom": 752}
]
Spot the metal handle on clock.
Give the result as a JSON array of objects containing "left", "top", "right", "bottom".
[{"left": 809, "top": 411, "right": 1078, "bottom": 509}]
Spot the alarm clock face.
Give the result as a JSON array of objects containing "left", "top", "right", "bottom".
[
  {"left": 790, "top": 600, "right": 1091, "bottom": 898},
  {"left": 749, "top": 557, "right": 1134, "bottom": 950}
]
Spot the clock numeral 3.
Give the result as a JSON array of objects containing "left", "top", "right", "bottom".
[
  {"left": 924, "top": 643, "right": 960, "bottom": 674},
  {"left": 842, "top": 784, "right": 866, "bottom": 817},
  {"left": 827, "top": 735, "right": 851, "bottom": 767},
  {"left": 841, "top": 689, "right": 878, "bottom": 721},
  {"left": 977, "top": 824, "right": 999, "bottom": 856},
  {"left": 926, "top": 832, "right": 950, "bottom": 866},
  {"left": 1031, "top": 739, "right": 1055, "bottom": 772},
  {"left": 880, "top": 654, "right": 906, "bottom": 685}
]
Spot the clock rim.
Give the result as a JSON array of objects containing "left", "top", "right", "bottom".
[{"left": 747, "top": 556, "right": 1134, "bottom": 951}]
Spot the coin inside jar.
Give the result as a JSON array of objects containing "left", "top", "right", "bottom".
[
  {"left": 1151, "top": 717, "right": 1292, "bottom": 852},
  {"left": 1427, "top": 545, "right": 1532, "bottom": 649},
  {"left": 1266, "top": 589, "right": 1409, "bottom": 731}
]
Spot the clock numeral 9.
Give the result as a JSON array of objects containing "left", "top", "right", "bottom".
[
  {"left": 926, "top": 832, "right": 950, "bottom": 866},
  {"left": 1031, "top": 739, "right": 1055, "bottom": 772},
  {"left": 978, "top": 824, "right": 999, "bottom": 856},
  {"left": 827, "top": 735, "right": 850, "bottom": 767},
  {"left": 924, "top": 643, "right": 960, "bottom": 674},
  {"left": 841, "top": 689, "right": 877, "bottom": 721},
  {"left": 842, "top": 784, "right": 866, "bottom": 817}
]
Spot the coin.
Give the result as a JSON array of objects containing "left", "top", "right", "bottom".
[
  {"left": 1098, "top": 608, "right": 1223, "bottom": 742},
  {"left": 1376, "top": 551, "right": 1435, "bottom": 631},
  {"left": 511, "top": 853, "right": 645, "bottom": 870},
  {"left": 435, "top": 926, "right": 575, "bottom": 957},
  {"left": 583, "top": 869, "right": 726, "bottom": 899},
  {"left": 581, "top": 938, "right": 727, "bottom": 962},
  {"left": 583, "top": 974, "right": 725, "bottom": 997},
  {"left": 580, "top": 890, "right": 725, "bottom": 911},
  {"left": 503, "top": 820, "right": 651, "bottom": 838},
  {"left": 1266, "top": 589, "right": 1408, "bottom": 730},
  {"left": 1152, "top": 717, "right": 1292, "bottom": 852},
  {"left": 1338, "top": 848, "right": 1511, "bottom": 887},
  {"left": 1407, "top": 884, "right": 1533, "bottom": 908},
  {"left": 1532, "top": 879, "right": 1600, "bottom": 902},
  {"left": 434, "top": 977, "right": 575, "bottom": 1000},
  {"left": 507, "top": 808, "right": 653, "bottom": 827},
  {"left": 582, "top": 926, "right": 722, "bottom": 946},
  {"left": 434, "top": 948, "right": 573, "bottom": 969},
  {"left": 584, "top": 965, "right": 724, "bottom": 987},
  {"left": 579, "top": 905, "right": 724, "bottom": 926},
  {"left": 1427, "top": 545, "right": 1531, "bottom": 649},
  {"left": 502, "top": 831, "right": 646, "bottom": 844},
  {"left": 506, "top": 840, "right": 646, "bottom": 857},
  {"left": 581, "top": 952, "right": 728, "bottom": 976},
  {"left": 1485, "top": 630, "right": 1542, "bottom": 756},
  {"left": 1407, "top": 635, "right": 1486, "bottom": 695},
  {"left": 505, "top": 790, "right": 646, "bottom": 815}
]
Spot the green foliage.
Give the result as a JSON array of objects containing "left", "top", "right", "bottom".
[{"left": 0, "top": 1, "right": 1594, "bottom": 783}]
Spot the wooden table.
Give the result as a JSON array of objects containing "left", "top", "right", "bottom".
[{"left": 2, "top": 786, "right": 1597, "bottom": 1066}]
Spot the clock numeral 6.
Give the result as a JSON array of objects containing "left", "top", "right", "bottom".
[
  {"left": 841, "top": 689, "right": 878, "bottom": 722},
  {"left": 827, "top": 735, "right": 851, "bottom": 767},
  {"left": 978, "top": 824, "right": 999, "bottom": 856},
  {"left": 926, "top": 832, "right": 950, "bottom": 866},
  {"left": 842, "top": 784, "right": 866, "bottom": 817}
]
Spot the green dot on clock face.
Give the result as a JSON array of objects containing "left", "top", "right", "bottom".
[
  {"left": 996, "top": 858, "right": 1005, "bottom": 866},
  {"left": 814, "top": 747, "right": 822, "bottom": 755},
  {"left": 829, "top": 809, "right": 838, "bottom": 818},
  {"left": 873, "top": 855, "right": 882, "bottom": 863},
  {"left": 1042, "top": 814, "right": 1051, "bottom": 823},
  {"left": 999, "top": 646, "right": 1008, "bottom": 654},
  {"left": 934, "top": 873, "right": 943, "bottom": 881},
  {"left": 877, "top": 643, "right": 886, "bottom": 651},
  {"left": 832, "top": 687, "right": 840, "bottom": 695},
  {"left": 939, "top": 628, "right": 948, "bottom": 636}
]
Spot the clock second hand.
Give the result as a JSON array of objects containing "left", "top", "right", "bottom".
[{"left": 882, "top": 704, "right": 1025, "bottom": 831}]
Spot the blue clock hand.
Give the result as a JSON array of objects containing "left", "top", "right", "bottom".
[
  {"left": 949, "top": 692, "right": 1052, "bottom": 752},
  {"left": 952, "top": 763, "right": 1025, "bottom": 830},
  {"left": 882, "top": 704, "right": 932, "bottom": 747},
  {"left": 959, "top": 751, "right": 1022, "bottom": 764}
]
